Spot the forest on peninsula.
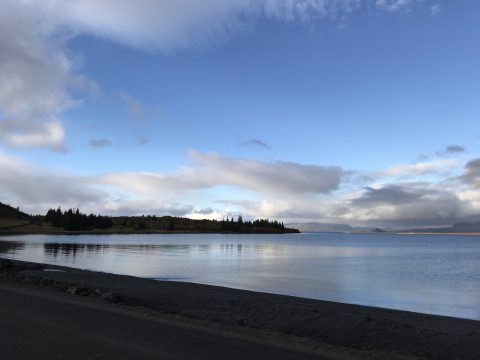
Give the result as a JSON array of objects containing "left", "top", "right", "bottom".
[{"left": 0, "top": 202, "right": 299, "bottom": 234}]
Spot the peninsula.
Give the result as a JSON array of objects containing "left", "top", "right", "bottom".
[{"left": 0, "top": 202, "right": 299, "bottom": 235}]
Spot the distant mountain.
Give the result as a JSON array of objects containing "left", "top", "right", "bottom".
[
  {"left": 452, "top": 221, "right": 480, "bottom": 230},
  {"left": 398, "top": 221, "right": 480, "bottom": 234}
]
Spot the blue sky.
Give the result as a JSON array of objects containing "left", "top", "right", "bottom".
[{"left": 1, "top": 0, "right": 480, "bottom": 228}]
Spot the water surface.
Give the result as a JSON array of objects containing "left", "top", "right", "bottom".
[{"left": 1, "top": 233, "right": 479, "bottom": 320}]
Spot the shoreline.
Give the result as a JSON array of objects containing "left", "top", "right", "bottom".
[
  {"left": 0, "top": 229, "right": 299, "bottom": 236},
  {"left": 1, "top": 257, "right": 479, "bottom": 359},
  {"left": 0, "top": 225, "right": 299, "bottom": 236}
]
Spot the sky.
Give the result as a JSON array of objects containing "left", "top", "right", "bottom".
[{"left": 0, "top": 0, "right": 479, "bottom": 228}]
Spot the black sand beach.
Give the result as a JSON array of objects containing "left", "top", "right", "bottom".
[{"left": 1, "top": 257, "right": 479, "bottom": 359}]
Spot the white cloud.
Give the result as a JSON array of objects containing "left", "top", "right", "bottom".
[
  {"left": 2, "top": 148, "right": 480, "bottom": 228},
  {"left": 93, "top": 150, "right": 344, "bottom": 196},
  {"left": 456, "top": 189, "right": 480, "bottom": 215},
  {"left": 0, "top": 149, "right": 343, "bottom": 216},
  {"left": 0, "top": 152, "right": 105, "bottom": 210},
  {"left": 0, "top": 118, "right": 66, "bottom": 151},
  {"left": 0, "top": 151, "right": 195, "bottom": 216},
  {"left": 375, "top": 159, "right": 459, "bottom": 178},
  {"left": 102, "top": 199, "right": 194, "bottom": 217},
  {"left": 0, "top": 0, "right": 74, "bottom": 150}
]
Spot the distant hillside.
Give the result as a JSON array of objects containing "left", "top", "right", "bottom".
[
  {"left": 452, "top": 221, "right": 480, "bottom": 231},
  {"left": 0, "top": 202, "right": 32, "bottom": 229},
  {"left": 0, "top": 202, "right": 30, "bottom": 220}
]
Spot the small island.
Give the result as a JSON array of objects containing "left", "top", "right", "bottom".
[{"left": 0, "top": 202, "right": 299, "bottom": 235}]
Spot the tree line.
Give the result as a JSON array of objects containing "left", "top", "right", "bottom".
[
  {"left": 41, "top": 207, "right": 296, "bottom": 233},
  {"left": 220, "top": 216, "right": 286, "bottom": 232},
  {"left": 45, "top": 208, "right": 113, "bottom": 231}
]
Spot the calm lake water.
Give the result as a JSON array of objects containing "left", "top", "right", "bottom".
[{"left": 1, "top": 232, "right": 479, "bottom": 320}]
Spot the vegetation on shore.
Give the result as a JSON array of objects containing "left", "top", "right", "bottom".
[{"left": 0, "top": 202, "right": 299, "bottom": 234}]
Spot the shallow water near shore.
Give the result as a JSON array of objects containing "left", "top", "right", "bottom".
[{"left": 1, "top": 232, "right": 480, "bottom": 320}]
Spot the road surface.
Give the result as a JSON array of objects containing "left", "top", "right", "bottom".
[{"left": 0, "top": 284, "right": 322, "bottom": 360}]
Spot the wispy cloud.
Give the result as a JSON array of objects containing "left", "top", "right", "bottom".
[
  {"left": 93, "top": 150, "right": 344, "bottom": 196},
  {"left": 0, "top": 118, "right": 66, "bottom": 152},
  {"left": 430, "top": 4, "right": 441, "bottom": 16},
  {"left": 117, "top": 92, "right": 145, "bottom": 121},
  {"left": 195, "top": 207, "right": 215, "bottom": 215},
  {"left": 241, "top": 139, "right": 271, "bottom": 149},
  {"left": 0, "top": 152, "right": 105, "bottom": 211},
  {"left": 89, "top": 138, "right": 112, "bottom": 148},
  {"left": 57, "top": 0, "right": 367, "bottom": 50},
  {"left": 435, "top": 144, "right": 466, "bottom": 156},
  {"left": 376, "top": 0, "right": 414, "bottom": 13},
  {"left": 375, "top": 159, "right": 458, "bottom": 178},
  {"left": 445, "top": 145, "right": 465, "bottom": 154},
  {"left": 55, "top": 0, "right": 432, "bottom": 50},
  {"left": 102, "top": 200, "right": 194, "bottom": 217}
]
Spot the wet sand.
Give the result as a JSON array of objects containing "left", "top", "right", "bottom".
[{"left": 1, "top": 257, "right": 479, "bottom": 359}]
